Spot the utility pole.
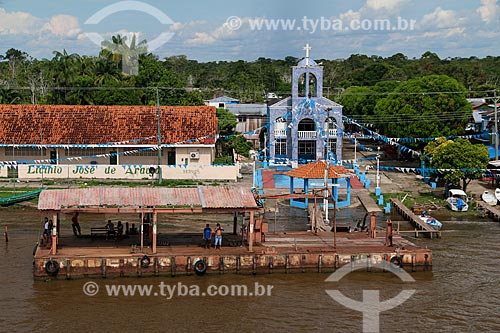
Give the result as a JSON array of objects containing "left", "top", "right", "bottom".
[
  {"left": 354, "top": 134, "right": 357, "bottom": 165},
  {"left": 324, "top": 110, "right": 330, "bottom": 224},
  {"left": 376, "top": 146, "right": 380, "bottom": 188},
  {"left": 156, "top": 88, "right": 163, "bottom": 184},
  {"left": 494, "top": 89, "right": 499, "bottom": 161},
  {"left": 40, "top": 129, "right": 44, "bottom": 187}
]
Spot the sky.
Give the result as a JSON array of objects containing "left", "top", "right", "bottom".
[{"left": 0, "top": 0, "right": 499, "bottom": 62}]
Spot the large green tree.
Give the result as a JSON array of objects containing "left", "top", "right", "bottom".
[
  {"left": 425, "top": 138, "right": 489, "bottom": 192},
  {"left": 373, "top": 75, "right": 471, "bottom": 139}
]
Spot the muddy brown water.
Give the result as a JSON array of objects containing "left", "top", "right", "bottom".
[{"left": 1, "top": 205, "right": 500, "bottom": 332}]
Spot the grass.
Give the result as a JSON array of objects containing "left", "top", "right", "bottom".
[
  {"left": 373, "top": 191, "right": 482, "bottom": 218},
  {"left": 74, "top": 179, "right": 203, "bottom": 188},
  {"left": 372, "top": 191, "right": 448, "bottom": 208}
]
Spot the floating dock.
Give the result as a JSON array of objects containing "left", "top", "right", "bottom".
[
  {"left": 32, "top": 187, "right": 432, "bottom": 279},
  {"left": 33, "top": 231, "right": 432, "bottom": 279},
  {"left": 390, "top": 198, "right": 441, "bottom": 238}
]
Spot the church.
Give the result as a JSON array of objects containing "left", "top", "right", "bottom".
[{"left": 268, "top": 44, "right": 343, "bottom": 166}]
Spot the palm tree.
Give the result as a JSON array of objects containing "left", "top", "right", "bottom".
[
  {"left": 101, "top": 34, "right": 148, "bottom": 75},
  {"left": 51, "top": 49, "right": 81, "bottom": 103}
]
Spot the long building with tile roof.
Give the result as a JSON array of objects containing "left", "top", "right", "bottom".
[{"left": 0, "top": 104, "right": 217, "bottom": 168}]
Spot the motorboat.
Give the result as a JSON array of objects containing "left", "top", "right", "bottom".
[
  {"left": 446, "top": 189, "right": 469, "bottom": 212},
  {"left": 419, "top": 213, "right": 443, "bottom": 230},
  {"left": 482, "top": 190, "right": 497, "bottom": 206}
]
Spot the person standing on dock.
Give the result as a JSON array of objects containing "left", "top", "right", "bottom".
[
  {"left": 71, "top": 212, "right": 81, "bottom": 237},
  {"left": 46, "top": 219, "right": 53, "bottom": 249},
  {"left": 117, "top": 221, "right": 124, "bottom": 240},
  {"left": 203, "top": 224, "right": 212, "bottom": 249},
  {"left": 42, "top": 217, "right": 49, "bottom": 244},
  {"left": 214, "top": 223, "right": 224, "bottom": 249}
]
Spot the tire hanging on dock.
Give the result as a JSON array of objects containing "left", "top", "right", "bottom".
[
  {"left": 390, "top": 255, "right": 403, "bottom": 268},
  {"left": 45, "top": 259, "right": 60, "bottom": 276},
  {"left": 140, "top": 255, "right": 151, "bottom": 268},
  {"left": 194, "top": 260, "right": 207, "bottom": 276}
]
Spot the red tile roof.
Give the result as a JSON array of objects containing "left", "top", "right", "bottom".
[
  {"left": 0, "top": 104, "right": 216, "bottom": 145},
  {"left": 285, "top": 161, "right": 352, "bottom": 179}
]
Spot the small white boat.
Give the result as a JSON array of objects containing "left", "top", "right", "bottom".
[
  {"left": 495, "top": 188, "right": 500, "bottom": 202},
  {"left": 419, "top": 212, "right": 443, "bottom": 230},
  {"left": 446, "top": 189, "right": 469, "bottom": 212},
  {"left": 482, "top": 191, "right": 497, "bottom": 206}
]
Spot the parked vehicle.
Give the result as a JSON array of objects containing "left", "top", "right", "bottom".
[{"left": 446, "top": 189, "right": 469, "bottom": 212}]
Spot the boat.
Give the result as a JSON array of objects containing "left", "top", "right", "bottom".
[
  {"left": 495, "top": 188, "right": 500, "bottom": 202},
  {"left": 418, "top": 213, "right": 443, "bottom": 230},
  {"left": 446, "top": 189, "right": 469, "bottom": 212},
  {"left": 482, "top": 190, "right": 497, "bottom": 206},
  {"left": 0, "top": 189, "right": 44, "bottom": 207}
]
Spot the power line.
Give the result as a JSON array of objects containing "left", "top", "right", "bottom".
[{"left": 0, "top": 86, "right": 495, "bottom": 98}]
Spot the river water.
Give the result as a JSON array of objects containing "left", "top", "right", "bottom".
[{"left": 1, "top": 206, "right": 500, "bottom": 333}]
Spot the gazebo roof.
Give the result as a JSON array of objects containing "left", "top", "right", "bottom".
[{"left": 285, "top": 161, "right": 353, "bottom": 179}]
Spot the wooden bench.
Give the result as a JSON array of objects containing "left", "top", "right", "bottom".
[{"left": 90, "top": 227, "right": 115, "bottom": 239}]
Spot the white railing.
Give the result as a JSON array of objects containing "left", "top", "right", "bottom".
[
  {"left": 298, "top": 131, "right": 317, "bottom": 139},
  {"left": 275, "top": 129, "right": 337, "bottom": 138},
  {"left": 274, "top": 129, "right": 287, "bottom": 138}
]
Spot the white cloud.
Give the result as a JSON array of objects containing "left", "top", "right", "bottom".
[
  {"left": 0, "top": 8, "right": 41, "bottom": 35},
  {"left": 0, "top": 8, "right": 81, "bottom": 39},
  {"left": 477, "top": 0, "right": 499, "bottom": 23},
  {"left": 185, "top": 32, "right": 216, "bottom": 45},
  {"left": 420, "top": 7, "right": 462, "bottom": 29},
  {"left": 42, "top": 15, "right": 81, "bottom": 38},
  {"left": 183, "top": 18, "right": 244, "bottom": 45},
  {"left": 170, "top": 22, "right": 184, "bottom": 31},
  {"left": 366, "top": 0, "right": 406, "bottom": 13},
  {"left": 339, "top": 10, "right": 361, "bottom": 23}
]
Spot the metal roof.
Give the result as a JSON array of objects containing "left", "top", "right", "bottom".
[
  {"left": 38, "top": 186, "right": 259, "bottom": 211},
  {"left": 226, "top": 104, "right": 268, "bottom": 116},
  {"left": 206, "top": 96, "right": 240, "bottom": 103}
]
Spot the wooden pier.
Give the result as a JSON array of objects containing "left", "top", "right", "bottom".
[
  {"left": 390, "top": 198, "right": 441, "bottom": 238},
  {"left": 358, "top": 192, "right": 383, "bottom": 213},
  {"left": 476, "top": 201, "right": 500, "bottom": 221}
]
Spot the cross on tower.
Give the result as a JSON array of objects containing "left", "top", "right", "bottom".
[{"left": 304, "top": 43, "right": 312, "bottom": 66}]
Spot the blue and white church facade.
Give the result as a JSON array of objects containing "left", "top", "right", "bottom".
[{"left": 268, "top": 44, "right": 343, "bottom": 166}]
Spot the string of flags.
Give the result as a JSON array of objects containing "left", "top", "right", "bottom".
[
  {"left": 0, "top": 136, "right": 158, "bottom": 149},
  {"left": 364, "top": 165, "right": 500, "bottom": 175},
  {"left": 0, "top": 147, "right": 151, "bottom": 167}
]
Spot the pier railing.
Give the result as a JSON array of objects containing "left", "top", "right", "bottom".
[{"left": 390, "top": 198, "right": 441, "bottom": 238}]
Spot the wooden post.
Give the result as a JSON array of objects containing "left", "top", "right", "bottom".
[
  {"left": 51, "top": 213, "right": 57, "bottom": 255},
  {"left": 369, "top": 212, "right": 376, "bottom": 238},
  {"left": 152, "top": 212, "right": 157, "bottom": 254},
  {"left": 386, "top": 219, "right": 393, "bottom": 247},
  {"left": 140, "top": 211, "right": 144, "bottom": 252},
  {"left": 233, "top": 212, "right": 237, "bottom": 235},
  {"left": 4, "top": 225, "right": 8, "bottom": 242},
  {"left": 333, "top": 198, "right": 337, "bottom": 247},
  {"left": 249, "top": 211, "right": 254, "bottom": 252}
]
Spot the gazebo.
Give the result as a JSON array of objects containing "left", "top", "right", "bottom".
[{"left": 285, "top": 160, "right": 353, "bottom": 209}]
